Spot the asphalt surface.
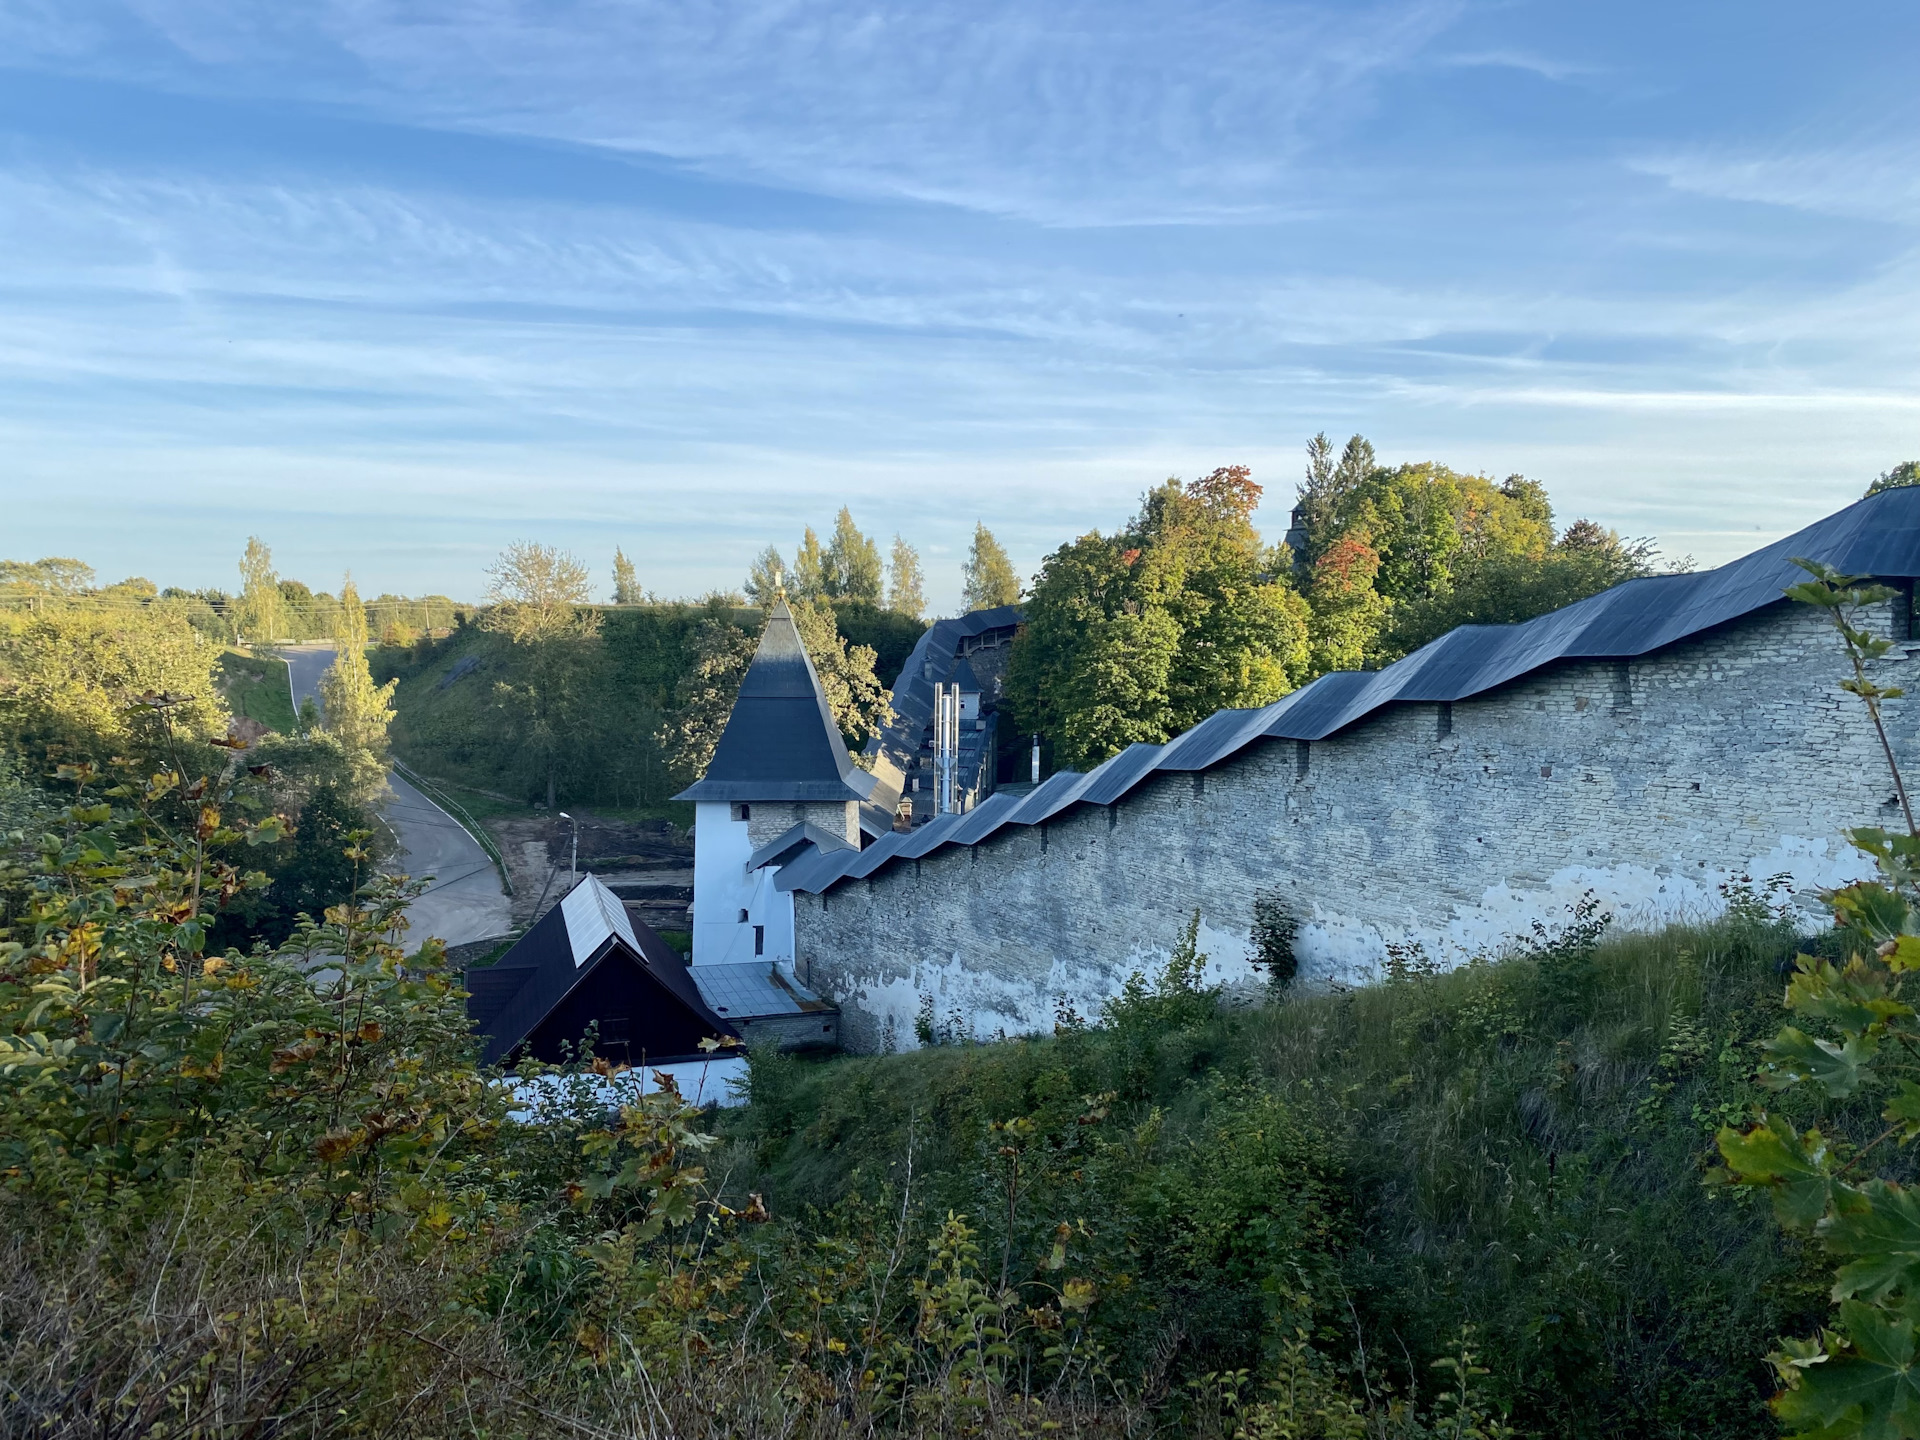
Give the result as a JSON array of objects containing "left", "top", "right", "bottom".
[{"left": 281, "top": 644, "right": 511, "bottom": 948}]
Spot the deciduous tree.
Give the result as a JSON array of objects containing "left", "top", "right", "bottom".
[
  {"left": 887, "top": 535, "right": 926, "bottom": 620},
  {"left": 744, "top": 545, "right": 787, "bottom": 606},
  {"left": 962, "top": 524, "right": 1021, "bottom": 611},
  {"left": 317, "top": 575, "right": 397, "bottom": 804},
  {"left": 792, "top": 528, "right": 828, "bottom": 602},
  {"left": 612, "top": 548, "right": 642, "bottom": 605},
  {"left": 1007, "top": 468, "right": 1308, "bottom": 770},
  {"left": 1867, "top": 459, "right": 1920, "bottom": 496},
  {"left": 237, "top": 537, "right": 281, "bottom": 644},
  {"left": 825, "top": 508, "right": 883, "bottom": 603},
  {"left": 480, "top": 542, "right": 602, "bottom": 809}
]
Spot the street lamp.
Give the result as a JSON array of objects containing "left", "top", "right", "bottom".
[{"left": 558, "top": 811, "right": 578, "bottom": 887}]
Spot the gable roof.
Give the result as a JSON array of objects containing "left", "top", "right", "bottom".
[
  {"left": 675, "top": 600, "right": 878, "bottom": 805},
  {"left": 781, "top": 486, "right": 1920, "bottom": 896},
  {"left": 466, "top": 875, "right": 736, "bottom": 1066}
]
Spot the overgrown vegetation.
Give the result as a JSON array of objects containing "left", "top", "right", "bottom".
[{"left": 5, "top": 707, "right": 1838, "bottom": 1436}]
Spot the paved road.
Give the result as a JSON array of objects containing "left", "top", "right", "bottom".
[
  {"left": 282, "top": 644, "right": 511, "bottom": 948},
  {"left": 282, "top": 643, "right": 336, "bottom": 720}
]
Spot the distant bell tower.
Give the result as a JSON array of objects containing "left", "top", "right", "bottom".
[{"left": 675, "top": 600, "right": 877, "bottom": 967}]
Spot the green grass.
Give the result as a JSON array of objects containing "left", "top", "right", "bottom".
[
  {"left": 656, "top": 927, "right": 690, "bottom": 955},
  {"left": 216, "top": 650, "right": 296, "bottom": 732},
  {"left": 718, "top": 914, "right": 1849, "bottom": 1439}
]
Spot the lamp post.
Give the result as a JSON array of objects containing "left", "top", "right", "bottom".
[{"left": 558, "top": 811, "right": 578, "bottom": 887}]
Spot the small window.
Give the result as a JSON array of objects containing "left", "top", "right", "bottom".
[
  {"left": 753, "top": 924, "right": 765, "bottom": 956},
  {"left": 599, "top": 1017, "right": 629, "bottom": 1043},
  {"left": 732, "top": 802, "right": 751, "bottom": 821},
  {"left": 738, "top": 908, "right": 750, "bottom": 923}
]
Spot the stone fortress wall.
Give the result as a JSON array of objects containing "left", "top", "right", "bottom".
[{"left": 793, "top": 599, "right": 1917, "bottom": 1053}]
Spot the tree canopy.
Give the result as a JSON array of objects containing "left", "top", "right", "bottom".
[
  {"left": 1867, "top": 460, "right": 1920, "bottom": 496},
  {"left": 962, "top": 524, "right": 1021, "bottom": 612},
  {"left": 887, "top": 535, "right": 926, "bottom": 620},
  {"left": 1006, "top": 467, "right": 1309, "bottom": 770},
  {"left": 479, "top": 543, "right": 602, "bottom": 809}
]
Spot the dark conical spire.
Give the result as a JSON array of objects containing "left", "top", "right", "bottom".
[{"left": 674, "top": 601, "right": 877, "bottom": 804}]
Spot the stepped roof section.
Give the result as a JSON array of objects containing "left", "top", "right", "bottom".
[
  {"left": 675, "top": 599, "right": 879, "bottom": 806},
  {"left": 864, "top": 603, "right": 1023, "bottom": 810},
  {"left": 780, "top": 487, "right": 1920, "bottom": 897}
]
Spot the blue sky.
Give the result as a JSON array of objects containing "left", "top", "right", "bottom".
[{"left": 2, "top": 1, "right": 1916, "bottom": 612}]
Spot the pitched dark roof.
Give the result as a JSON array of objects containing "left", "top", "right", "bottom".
[
  {"left": 781, "top": 486, "right": 1920, "bottom": 896},
  {"left": 865, "top": 603, "right": 1023, "bottom": 809},
  {"left": 466, "top": 875, "right": 737, "bottom": 1066},
  {"left": 675, "top": 600, "right": 878, "bottom": 805},
  {"left": 749, "top": 820, "right": 855, "bottom": 871}
]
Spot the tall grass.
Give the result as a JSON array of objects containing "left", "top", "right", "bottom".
[{"left": 722, "top": 909, "right": 1850, "bottom": 1437}]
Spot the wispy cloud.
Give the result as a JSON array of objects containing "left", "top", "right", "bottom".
[
  {"left": 6, "top": 0, "right": 1470, "bottom": 224},
  {"left": 1633, "top": 142, "right": 1920, "bottom": 227}
]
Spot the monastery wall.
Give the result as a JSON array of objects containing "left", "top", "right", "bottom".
[{"left": 793, "top": 600, "right": 1918, "bottom": 1053}]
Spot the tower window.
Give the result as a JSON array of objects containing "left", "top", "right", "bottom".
[
  {"left": 754, "top": 925, "right": 765, "bottom": 956},
  {"left": 738, "top": 908, "right": 749, "bottom": 923},
  {"left": 732, "top": 803, "right": 751, "bottom": 821}
]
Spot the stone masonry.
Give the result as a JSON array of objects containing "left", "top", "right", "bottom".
[{"left": 794, "top": 599, "right": 1917, "bottom": 1052}]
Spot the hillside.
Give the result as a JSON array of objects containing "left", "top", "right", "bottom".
[
  {"left": 712, "top": 907, "right": 1846, "bottom": 1438},
  {"left": 380, "top": 600, "right": 925, "bottom": 818}
]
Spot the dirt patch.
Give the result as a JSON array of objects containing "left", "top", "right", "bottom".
[{"left": 486, "top": 812, "right": 691, "bottom": 929}]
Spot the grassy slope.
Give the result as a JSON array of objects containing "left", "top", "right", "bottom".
[
  {"left": 216, "top": 650, "right": 296, "bottom": 732},
  {"left": 718, "top": 915, "right": 1858, "bottom": 1439}
]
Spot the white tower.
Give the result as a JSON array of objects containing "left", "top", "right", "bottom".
[{"left": 674, "top": 601, "right": 876, "bottom": 968}]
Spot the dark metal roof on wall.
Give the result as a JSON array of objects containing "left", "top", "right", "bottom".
[
  {"left": 778, "top": 487, "right": 1920, "bottom": 896},
  {"left": 676, "top": 600, "right": 878, "bottom": 805}
]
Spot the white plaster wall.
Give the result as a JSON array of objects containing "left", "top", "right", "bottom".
[
  {"left": 690, "top": 801, "right": 752, "bottom": 965},
  {"left": 693, "top": 801, "right": 818, "bottom": 967},
  {"left": 793, "top": 601, "right": 1916, "bottom": 1052}
]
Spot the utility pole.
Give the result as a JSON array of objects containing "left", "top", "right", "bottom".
[
  {"left": 1031, "top": 734, "right": 1041, "bottom": 784},
  {"left": 558, "top": 811, "right": 578, "bottom": 887}
]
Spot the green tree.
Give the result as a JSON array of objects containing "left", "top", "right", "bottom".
[
  {"left": 1385, "top": 519, "right": 1659, "bottom": 656},
  {"left": 1717, "top": 561, "right": 1920, "bottom": 1440},
  {"left": 1305, "top": 532, "right": 1390, "bottom": 676},
  {"left": 825, "top": 508, "right": 883, "bottom": 603},
  {"left": 789, "top": 598, "right": 892, "bottom": 752},
  {"left": 657, "top": 617, "right": 757, "bottom": 782},
  {"left": 0, "top": 558, "right": 96, "bottom": 599},
  {"left": 612, "top": 548, "right": 642, "bottom": 605},
  {"left": 745, "top": 545, "right": 787, "bottom": 606},
  {"left": 1867, "top": 460, "right": 1920, "bottom": 496},
  {"left": 479, "top": 543, "right": 602, "bottom": 809},
  {"left": 887, "top": 535, "right": 926, "bottom": 620},
  {"left": 792, "top": 527, "right": 829, "bottom": 602},
  {"left": 316, "top": 575, "right": 397, "bottom": 804},
  {"left": 1295, "top": 433, "right": 1377, "bottom": 565},
  {"left": 1006, "top": 468, "right": 1309, "bottom": 770},
  {"left": 0, "top": 601, "right": 229, "bottom": 771},
  {"left": 237, "top": 537, "right": 282, "bottom": 645},
  {"left": 962, "top": 524, "right": 1021, "bottom": 612}
]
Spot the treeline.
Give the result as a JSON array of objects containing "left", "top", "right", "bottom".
[
  {"left": 381, "top": 530, "right": 930, "bottom": 812},
  {"left": 1008, "top": 436, "right": 1672, "bottom": 769},
  {"left": 0, "top": 546, "right": 460, "bottom": 647}
]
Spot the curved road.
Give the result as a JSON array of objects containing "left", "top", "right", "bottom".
[{"left": 283, "top": 644, "right": 511, "bottom": 948}]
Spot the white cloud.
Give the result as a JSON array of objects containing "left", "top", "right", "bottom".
[{"left": 1633, "top": 143, "right": 1920, "bottom": 227}]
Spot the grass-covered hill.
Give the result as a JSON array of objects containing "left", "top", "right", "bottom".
[
  {"left": 378, "top": 600, "right": 926, "bottom": 817},
  {"left": 713, "top": 906, "right": 1842, "bottom": 1438}
]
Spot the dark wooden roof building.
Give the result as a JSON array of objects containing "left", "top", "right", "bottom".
[{"left": 466, "top": 875, "right": 738, "bottom": 1067}]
